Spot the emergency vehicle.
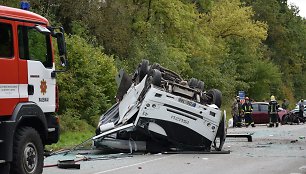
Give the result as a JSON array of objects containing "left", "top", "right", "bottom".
[{"left": 0, "top": 5, "right": 67, "bottom": 174}]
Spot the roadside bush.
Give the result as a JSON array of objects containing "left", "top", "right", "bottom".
[
  {"left": 59, "top": 109, "right": 93, "bottom": 133},
  {"left": 57, "top": 34, "right": 117, "bottom": 127}
]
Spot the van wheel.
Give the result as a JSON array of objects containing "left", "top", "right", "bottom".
[
  {"left": 11, "top": 127, "right": 43, "bottom": 174},
  {"left": 207, "top": 89, "right": 222, "bottom": 108},
  {"left": 197, "top": 81, "right": 205, "bottom": 91},
  {"left": 139, "top": 59, "right": 149, "bottom": 82},
  {"left": 188, "top": 78, "right": 198, "bottom": 88},
  {"left": 151, "top": 69, "right": 162, "bottom": 86},
  {"left": 213, "top": 115, "right": 226, "bottom": 151}
]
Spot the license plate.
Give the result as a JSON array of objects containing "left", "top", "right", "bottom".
[{"left": 178, "top": 98, "right": 196, "bottom": 107}]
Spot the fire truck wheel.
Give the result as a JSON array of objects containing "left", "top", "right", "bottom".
[
  {"left": 207, "top": 89, "right": 222, "bottom": 108},
  {"left": 139, "top": 59, "right": 149, "bottom": 82},
  {"left": 11, "top": 127, "right": 43, "bottom": 174}
]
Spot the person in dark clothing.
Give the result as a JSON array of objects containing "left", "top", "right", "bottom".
[
  {"left": 242, "top": 97, "right": 255, "bottom": 127},
  {"left": 281, "top": 99, "right": 289, "bottom": 110},
  {"left": 268, "top": 95, "right": 279, "bottom": 127},
  {"left": 231, "top": 96, "right": 242, "bottom": 127},
  {"left": 298, "top": 99, "right": 305, "bottom": 123}
]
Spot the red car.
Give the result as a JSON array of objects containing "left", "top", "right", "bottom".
[{"left": 251, "top": 102, "right": 287, "bottom": 124}]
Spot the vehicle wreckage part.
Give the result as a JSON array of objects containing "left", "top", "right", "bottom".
[
  {"left": 93, "top": 123, "right": 134, "bottom": 140},
  {"left": 139, "top": 59, "right": 149, "bottom": 82},
  {"left": 99, "top": 122, "right": 115, "bottom": 133},
  {"left": 188, "top": 78, "right": 198, "bottom": 89},
  {"left": 150, "top": 62, "right": 181, "bottom": 81},
  {"left": 197, "top": 81, "right": 205, "bottom": 91},
  {"left": 115, "top": 69, "right": 132, "bottom": 101},
  {"left": 96, "top": 103, "right": 119, "bottom": 135},
  {"left": 226, "top": 134, "right": 252, "bottom": 142},
  {"left": 148, "top": 122, "right": 167, "bottom": 136},
  {"left": 172, "top": 85, "right": 195, "bottom": 98},
  {"left": 213, "top": 112, "right": 226, "bottom": 151},
  {"left": 135, "top": 87, "right": 222, "bottom": 150},
  {"left": 44, "top": 153, "right": 135, "bottom": 169},
  {"left": 95, "top": 60, "right": 225, "bottom": 152},
  {"left": 168, "top": 84, "right": 173, "bottom": 93},
  {"left": 207, "top": 89, "right": 222, "bottom": 108},
  {"left": 118, "top": 76, "right": 147, "bottom": 124},
  {"left": 57, "top": 160, "right": 80, "bottom": 169},
  {"left": 196, "top": 94, "right": 201, "bottom": 103},
  {"left": 100, "top": 103, "right": 119, "bottom": 125},
  {"left": 151, "top": 69, "right": 162, "bottom": 86},
  {"left": 94, "top": 138, "right": 146, "bottom": 152},
  {"left": 137, "top": 117, "right": 212, "bottom": 151},
  {"left": 162, "top": 150, "right": 230, "bottom": 154}
]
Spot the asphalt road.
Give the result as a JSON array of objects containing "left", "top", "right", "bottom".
[{"left": 44, "top": 124, "right": 306, "bottom": 174}]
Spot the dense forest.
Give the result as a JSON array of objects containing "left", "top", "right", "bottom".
[{"left": 2, "top": 0, "right": 305, "bottom": 131}]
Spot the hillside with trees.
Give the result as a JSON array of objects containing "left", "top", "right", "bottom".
[{"left": 3, "top": 0, "right": 305, "bottom": 131}]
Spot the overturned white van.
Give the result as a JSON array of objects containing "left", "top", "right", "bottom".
[{"left": 93, "top": 60, "right": 226, "bottom": 153}]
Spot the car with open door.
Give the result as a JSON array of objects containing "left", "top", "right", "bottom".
[{"left": 251, "top": 102, "right": 287, "bottom": 124}]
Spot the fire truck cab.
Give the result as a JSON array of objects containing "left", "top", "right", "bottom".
[{"left": 0, "top": 5, "right": 67, "bottom": 174}]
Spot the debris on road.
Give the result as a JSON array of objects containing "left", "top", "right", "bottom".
[
  {"left": 44, "top": 159, "right": 81, "bottom": 169},
  {"left": 44, "top": 152, "right": 134, "bottom": 169},
  {"left": 57, "top": 160, "right": 80, "bottom": 169},
  {"left": 226, "top": 133, "right": 253, "bottom": 142},
  {"left": 43, "top": 125, "right": 306, "bottom": 174},
  {"left": 290, "top": 140, "right": 298, "bottom": 143}
]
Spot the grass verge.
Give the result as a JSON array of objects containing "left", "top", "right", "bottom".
[{"left": 46, "top": 129, "right": 95, "bottom": 151}]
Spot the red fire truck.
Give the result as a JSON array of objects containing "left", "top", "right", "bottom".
[{"left": 0, "top": 5, "right": 67, "bottom": 174}]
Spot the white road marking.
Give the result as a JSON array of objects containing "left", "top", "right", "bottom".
[{"left": 92, "top": 154, "right": 177, "bottom": 174}]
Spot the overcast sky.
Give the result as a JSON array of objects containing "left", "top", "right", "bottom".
[{"left": 287, "top": 0, "right": 306, "bottom": 18}]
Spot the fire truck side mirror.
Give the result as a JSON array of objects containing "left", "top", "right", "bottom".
[
  {"left": 56, "top": 32, "right": 67, "bottom": 67},
  {"left": 48, "top": 26, "right": 68, "bottom": 73}
]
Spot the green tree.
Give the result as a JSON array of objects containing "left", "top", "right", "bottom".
[
  {"left": 248, "top": 59, "right": 282, "bottom": 100},
  {"left": 57, "top": 34, "right": 117, "bottom": 126},
  {"left": 192, "top": 0, "right": 269, "bottom": 102},
  {"left": 245, "top": 0, "right": 306, "bottom": 100}
]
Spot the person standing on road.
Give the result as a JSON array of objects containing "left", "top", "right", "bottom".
[
  {"left": 231, "top": 96, "right": 242, "bottom": 127},
  {"left": 242, "top": 97, "right": 255, "bottom": 127},
  {"left": 268, "top": 95, "right": 279, "bottom": 127},
  {"left": 281, "top": 99, "right": 289, "bottom": 110},
  {"left": 298, "top": 99, "right": 305, "bottom": 123}
]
